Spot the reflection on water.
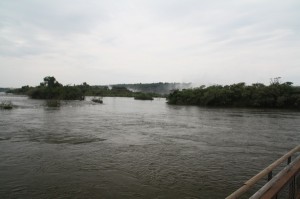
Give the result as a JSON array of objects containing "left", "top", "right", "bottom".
[{"left": 1, "top": 94, "right": 300, "bottom": 198}]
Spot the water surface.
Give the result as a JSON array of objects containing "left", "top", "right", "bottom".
[{"left": 1, "top": 94, "right": 300, "bottom": 198}]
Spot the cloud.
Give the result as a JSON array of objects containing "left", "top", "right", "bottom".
[{"left": 0, "top": 0, "right": 299, "bottom": 87}]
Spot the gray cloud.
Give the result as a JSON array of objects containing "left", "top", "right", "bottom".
[{"left": 0, "top": 0, "right": 299, "bottom": 87}]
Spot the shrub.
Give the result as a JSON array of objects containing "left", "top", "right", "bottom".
[{"left": 0, "top": 101, "right": 13, "bottom": 109}]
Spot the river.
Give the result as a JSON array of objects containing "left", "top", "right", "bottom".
[{"left": 0, "top": 93, "right": 300, "bottom": 198}]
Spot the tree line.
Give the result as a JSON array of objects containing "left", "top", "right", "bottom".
[
  {"left": 7, "top": 76, "right": 161, "bottom": 100},
  {"left": 167, "top": 81, "right": 300, "bottom": 109}
]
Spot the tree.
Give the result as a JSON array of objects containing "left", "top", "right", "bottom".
[
  {"left": 43, "top": 76, "right": 62, "bottom": 88},
  {"left": 167, "top": 81, "right": 300, "bottom": 109},
  {"left": 270, "top": 77, "right": 281, "bottom": 85}
]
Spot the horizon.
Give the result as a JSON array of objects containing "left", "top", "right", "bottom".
[
  {"left": 1, "top": 0, "right": 299, "bottom": 87},
  {"left": 1, "top": 77, "right": 299, "bottom": 89}
]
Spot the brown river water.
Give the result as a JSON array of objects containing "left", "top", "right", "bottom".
[{"left": 1, "top": 93, "right": 300, "bottom": 198}]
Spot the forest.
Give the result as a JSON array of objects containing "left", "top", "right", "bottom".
[{"left": 167, "top": 80, "right": 300, "bottom": 109}]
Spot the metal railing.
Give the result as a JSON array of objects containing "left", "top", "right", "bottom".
[{"left": 226, "top": 145, "right": 300, "bottom": 199}]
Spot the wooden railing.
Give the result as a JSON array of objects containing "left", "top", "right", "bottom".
[{"left": 226, "top": 145, "right": 300, "bottom": 199}]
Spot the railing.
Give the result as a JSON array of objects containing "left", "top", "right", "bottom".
[{"left": 226, "top": 145, "right": 300, "bottom": 199}]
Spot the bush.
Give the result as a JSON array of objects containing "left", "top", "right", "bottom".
[
  {"left": 0, "top": 101, "right": 13, "bottom": 109},
  {"left": 167, "top": 82, "right": 300, "bottom": 109},
  {"left": 134, "top": 93, "right": 154, "bottom": 100}
]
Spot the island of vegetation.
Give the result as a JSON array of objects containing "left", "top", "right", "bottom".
[
  {"left": 11, "top": 76, "right": 299, "bottom": 109},
  {"left": 12, "top": 76, "right": 85, "bottom": 100},
  {"left": 134, "top": 93, "right": 154, "bottom": 100},
  {"left": 0, "top": 101, "right": 13, "bottom": 110},
  {"left": 6, "top": 76, "right": 162, "bottom": 100},
  {"left": 167, "top": 79, "right": 300, "bottom": 109}
]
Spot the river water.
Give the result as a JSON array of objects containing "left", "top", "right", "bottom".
[{"left": 0, "top": 93, "right": 300, "bottom": 199}]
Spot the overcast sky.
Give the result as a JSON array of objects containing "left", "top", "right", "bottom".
[{"left": 0, "top": 0, "right": 299, "bottom": 87}]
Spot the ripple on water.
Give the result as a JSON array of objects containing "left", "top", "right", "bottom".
[
  {"left": 0, "top": 137, "right": 11, "bottom": 141},
  {"left": 1, "top": 96, "right": 300, "bottom": 199},
  {"left": 28, "top": 136, "right": 106, "bottom": 145}
]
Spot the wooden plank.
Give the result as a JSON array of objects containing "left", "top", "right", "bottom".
[
  {"left": 226, "top": 145, "right": 300, "bottom": 199},
  {"left": 260, "top": 158, "right": 300, "bottom": 199},
  {"left": 250, "top": 155, "right": 300, "bottom": 199}
]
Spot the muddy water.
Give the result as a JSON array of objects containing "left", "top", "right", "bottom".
[{"left": 1, "top": 94, "right": 300, "bottom": 198}]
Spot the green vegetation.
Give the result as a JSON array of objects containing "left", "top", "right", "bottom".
[
  {"left": 29, "top": 77, "right": 84, "bottom": 100},
  {"left": 7, "top": 77, "right": 162, "bottom": 99},
  {"left": 134, "top": 93, "right": 154, "bottom": 100},
  {"left": 0, "top": 101, "right": 13, "bottom": 110},
  {"left": 8, "top": 76, "right": 84, "bottom": 100},
  {"left": 167, "top": 80, "right": 300, "bottom": 109},
  {"left": 6, "top": 76, "right": 300, "bottom": 109},
  {"left": 6, "top": 85, "right": 32, "bottom": 95}
]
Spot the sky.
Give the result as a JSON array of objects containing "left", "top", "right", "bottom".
[{"left": 0, "top": 0, "right": 299, "bottom": 87}]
